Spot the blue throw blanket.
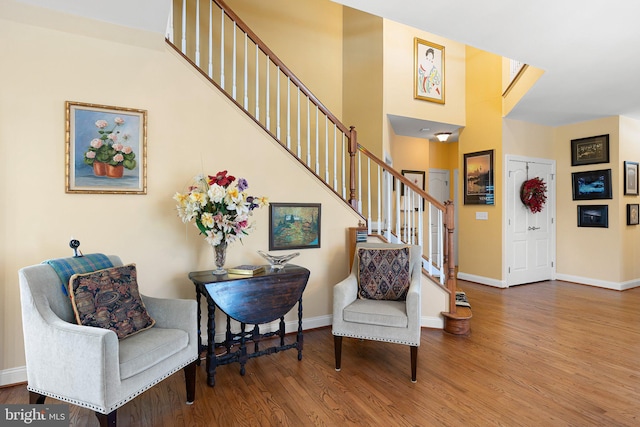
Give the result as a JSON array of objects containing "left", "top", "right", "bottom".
[{"left": 43, "top": 254, "right": 114, "bottom": 296}]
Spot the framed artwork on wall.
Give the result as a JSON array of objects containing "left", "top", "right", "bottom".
[
  {"left": 577, "top": 205, "right": 608, "bottom": 228},
  {"left": 414, "top": 37, "right": 445, "bottom": 104},
  {"left": 463, "top": 150, "right": 494, "bottom": 205},
  {"left": 570, "top": 134, "right": 609, "bottom": 166},
  {"left": 627, "top": 204, "right": 639, "bottom": 225},
  {"left": 269, "top": 203, "right": 321, "bottom": 250},
  {"left": 571, "top": 169, "right": 612, "bottom": 200},
  {"left": 66, "top": 101, "right": 147, "bottom": 194},
  {"left": 401, "top": 169, "right": 426, "bottom": 211},
  {"left": 624, "top": 161, "right": 639, "bottom": 195}
]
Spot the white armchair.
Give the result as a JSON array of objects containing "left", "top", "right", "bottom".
[
  {"left": 332, "top": 242, "right": 422, "bottom": 382},
  {"left": 18, "top": 255, "right": 198, "bottom": 427}
]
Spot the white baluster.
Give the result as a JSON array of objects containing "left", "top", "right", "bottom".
[
  {"left": 232, "top": 23, "right": 237, "bottom": 100},
  {"left": 266, "top": 57, "right": 270, "bottom": 131},
  {"left": 255, "top": 44, "right": 259, "bottom": 120},
  {"left": 306, "top": 99, "right": 311, "bottom": 167},
  {"left": 286, "top": 77, "right": 291, "bottom": 149},
  {"left": 276, "top": 66, "right": 281, "bottom": 139},
  {"left": 208, "top": 0, "right": 213, "bottom": 78},
  {"left": 243, "top": 34, "right": 248, "bottom": 110},
  {"left": 342, "top": 134, "right": 346, "bottom": 199},
  {"left": 181, "top": 0, "right": 187, "bottom": 52},
  {"left": 333, "top": 125, "right": 338, "bottom": 191},
  {"left": 296, "top": 88, "right": 301, "bottom": 157},
  {"left": 315, "top": 107, "right": 319, "bottom": 174},
  {"left": 166, "top": 0, "right": 174, "bottom": 42},
  {"left": 367, "top": 157, "right": 371, "bottom": 227},
  {"left": 195, "top": 0, "right": 200, "bottom": 66},
  {"left": 325, "top": 117, "right": 329, "bottom": 182},
  {"left": 220, "top": 9, "right": 225, "bottom": 89}
]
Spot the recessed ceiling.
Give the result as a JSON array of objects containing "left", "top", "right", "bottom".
[{"left": 388, "top": 115, "right": 461, "bottom": 143}]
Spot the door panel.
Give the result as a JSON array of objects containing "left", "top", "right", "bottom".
[{"left": 507, "top": 159, "right": 554, "bottom": 286}]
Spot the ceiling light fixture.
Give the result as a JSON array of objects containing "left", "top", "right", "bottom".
[{"left": 435, "top": 132, "right": 452, "bottom": 142}]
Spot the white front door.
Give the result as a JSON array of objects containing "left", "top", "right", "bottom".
[{"left": 506, "top": 158, "right": 555, "bottom": 286}]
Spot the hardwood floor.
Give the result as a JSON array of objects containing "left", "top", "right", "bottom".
[{"left": 3, "top": 279, "right": 640, "bottom": 426}]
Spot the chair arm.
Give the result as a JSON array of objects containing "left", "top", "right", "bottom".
[
  {"left": 333, "top": 274, "right": 358, "bottom": 314},
  {"left": 24, "top": 307, "right": 119, "bottom": 395},
  {"left": 405, "top": 273, "right": 422, "bottom": 327},
  {"left": 142, "top": 295, "right": 197, "bottom": 333}
]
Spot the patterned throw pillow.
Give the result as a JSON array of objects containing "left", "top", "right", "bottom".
[
  {"left": 357, "top": 247, "right": 411, "bottom": 301},
  {"left": 69, "top": 264, "right": 155, "bottom": 339}
]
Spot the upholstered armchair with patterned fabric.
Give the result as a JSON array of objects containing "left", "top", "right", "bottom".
[
  {"left": 18, "top": 255, "right": 198, "bottom": 427},
  {"left": 332, "top": 242, "right": 422, "bottom": 382}
]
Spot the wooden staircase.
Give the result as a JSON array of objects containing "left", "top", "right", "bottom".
[{"left": 166, "top": 0, "right": 470, "bottom": 334}]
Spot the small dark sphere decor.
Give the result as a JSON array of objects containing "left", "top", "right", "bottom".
[{"left": 520, "top": 177, "right": 547, "bottom": 213}]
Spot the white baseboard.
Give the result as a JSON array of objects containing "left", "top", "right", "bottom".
[
  {"left": 0, "top": 366, "right": 26, "bottom": 387},
  {"left": 422, "top": 315, "right": 444, "bottom": 329},
  {"left": 457, "top": 272, "right": 507, "bottom": 288},
  {"left": 555, "top": 274, "right": 640, "bottom": 291}
]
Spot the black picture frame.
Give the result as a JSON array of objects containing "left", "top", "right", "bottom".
[
  {"left": 571, "top": 134, "right": 609, "bottom": 166},
  {"left": 571, "top": 169, "right": 612, "bottom": 200},
  {"left": 628, "top": 204, "right": 640, "bottom": 225},
  {"left": 464, "top": 150, "right": 494, "bottom": 205},
  {"left": 401, "top": 169, "right": 426, "bottom": 211},
  {"left": 624, "top": 161, "right": 639, "bottom": 196},
  {"left": 577, "top": 205, "right": 608, "bottom": 228},
  {"left": 268, "top": 203, "right": 321, "bottom": 250}
]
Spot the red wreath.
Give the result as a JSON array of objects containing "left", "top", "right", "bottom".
[{"left": 520, "top": 177, "right": 547, "bottom": 213}]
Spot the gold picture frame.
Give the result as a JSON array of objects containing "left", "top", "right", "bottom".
[
  {"left": 66, "top": 101, "right": 147, "bottom": 194},
  {"left": 414, "top": 37, "right": 445, "bottom": 104}
]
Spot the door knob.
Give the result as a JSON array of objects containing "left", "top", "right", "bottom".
[{"left": 528, "top": 226, "right": 540, "bottom": 231}]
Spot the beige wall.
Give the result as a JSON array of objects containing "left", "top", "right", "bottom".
[
  {"left": 554, "top": 117, "right": 624, "bottom": 285},
  {"left": 0, "top": 7, "right": 362, "bottom": 382}
]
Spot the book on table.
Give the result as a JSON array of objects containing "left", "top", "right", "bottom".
[{"left": 227, "top": 265, "right": 266, "bottom": 275}]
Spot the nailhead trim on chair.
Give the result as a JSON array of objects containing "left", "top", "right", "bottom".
[
  {"left": 332, "top": 332, "right": 419, "bottom": 347},
  {"left": 27, "top": 355, "right": 198, "bottom": 414}
]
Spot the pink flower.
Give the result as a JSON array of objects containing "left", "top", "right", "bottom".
[
  {"left": 122, "top": 146, "right": 133, "bottom": 154},
  {"left": 112, "top": 143, "right": 124, "bottom": 151},
  {"left": 95, "top": 120, "right": 108, "bottom": 129},
  {"left": 107, "top": 133, "right": 117, "bottom": 141},
  {"left": 86, "top": 151, "right": 96, "bottom": 159},
  {"left": 114, "top": 117, "right": 124, "bottom": 125},
  {"left": 113, "top": 153, "right": 124, "bottom": 163},
  {"left": 90, "top": 138, "right": 103, "bottom": 148}
]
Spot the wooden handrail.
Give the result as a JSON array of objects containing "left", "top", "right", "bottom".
[{"left": 214, "top": 0, "right": 350, "bottom": 136}]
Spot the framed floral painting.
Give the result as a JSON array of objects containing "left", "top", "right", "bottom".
[{"left": 66, "top": 101, "right": 147, "bottom": 194}]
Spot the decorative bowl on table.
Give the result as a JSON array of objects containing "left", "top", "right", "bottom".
[{"left": 258, "top": 250, "right": 300, "bottom": 271}]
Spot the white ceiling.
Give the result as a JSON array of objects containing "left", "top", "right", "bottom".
[
  {"left": 334, "top": 0, "right": 640, "bottom": 140},
  {"left": 15, "top": 0, "right": 640, "bottom": 141}
]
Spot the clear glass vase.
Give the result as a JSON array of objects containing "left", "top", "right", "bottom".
[{"left": 212, "top": 241, "right": 227, "bottom": 275}]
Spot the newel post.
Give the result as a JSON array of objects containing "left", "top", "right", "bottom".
[
  {"left": 348, "top": 126, "right": 358, "bottom": 209},
  {"left": 444, "top": 201, "right": 457, "bottom": 314}
]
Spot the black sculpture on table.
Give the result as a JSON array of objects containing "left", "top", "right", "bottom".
[{"left": 69, "top": 239, "right": 83, "bottom": 257}]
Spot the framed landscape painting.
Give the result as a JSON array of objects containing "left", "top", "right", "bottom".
[
  {"left": 464, "top": 150, "right": 494, "bottom": 205},
  {"left": 269, "top": 203, "right": 321, "bottom": 250},
  {"left": 66, "top": 101, "right": 147, "bottom": 194},
  {"left": 571, "top": 169, "right": 612, "bottom": 200}
]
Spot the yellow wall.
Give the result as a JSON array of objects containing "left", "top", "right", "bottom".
[
  {"left": 0, "top": 5, "right": 362, "bottom": 380},
  {"left": 502, "top": 62, "right": 545, "bottom": 117},
  {"left": 458, "top": 46, "right": 503, "bottom": 280},
  {"left": 226, "top": 0, "right": 344, "bottom": 119},
  {"left": 382, "top": 20, "right": 466, "bottom": 162},
  {"left": 503, "top": 118, "right": 555, "bottom": 159},
  {"left": 342, "top": 7, "right": 384, "bottom": 156}
]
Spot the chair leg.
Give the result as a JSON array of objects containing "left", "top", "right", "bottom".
[
  {"left": 28, "top": 391, "right": 46, "bottom": 404},
  {"left": 95, "top": 410, "right": 117, "bottom": 427},
  {"left": 184, "top": 360, "right": 197, "bottom": 404},
  {"left": 334, "top": 335, "right": 342, "bottom": 371},
  {"left": 410, "top": 345, "right": 418, "bottom": 383}
]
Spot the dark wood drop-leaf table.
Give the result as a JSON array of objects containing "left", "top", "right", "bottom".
[{"left": 189, "top": 265, "right": 310, "bottom": 386}]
